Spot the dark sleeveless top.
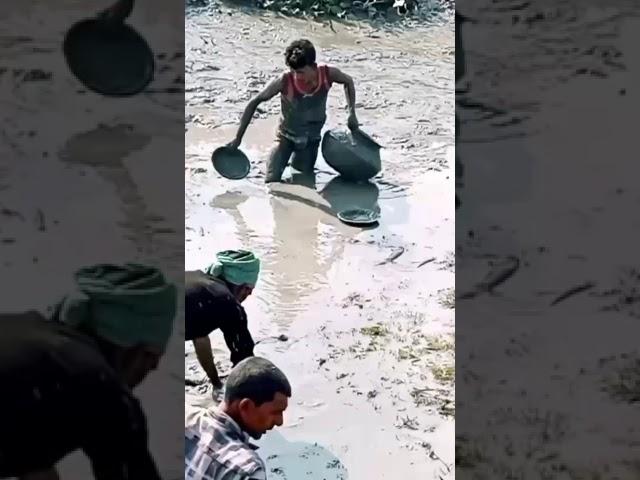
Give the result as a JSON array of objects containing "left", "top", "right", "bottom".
[{"left": 278, "top": 65, "right": 332, "bottom": 145}]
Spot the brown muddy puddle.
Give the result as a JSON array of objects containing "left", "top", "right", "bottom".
[{"left": 186, "top": 4, "right": 454, "bottom": 479}]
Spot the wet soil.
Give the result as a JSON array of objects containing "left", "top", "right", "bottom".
[
  {"left": 457, "top": 1, "right": 640, "bottom": 478},
  {"left": 1, "top": 1, "right": 184, "bottom": 478},
  {"left": 185, "top": 2, "right": 454, "bottom": 479}
]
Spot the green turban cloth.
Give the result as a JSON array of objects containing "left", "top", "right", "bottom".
[
  {"left": 203, "top": 250, "right": 260, "bottom": 287},
  {"left": 55, "top": 263, "right": 177, "bottom": 352}
]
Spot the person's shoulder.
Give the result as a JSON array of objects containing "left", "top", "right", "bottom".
[
  {"left": 185, "top": 269, "right": 207, "bottom": 284},
  {"left": 275, "top": 71, "right": 289, "bottom": 88},
  {"left": 324, "top": 65, "right": 339, "bottom": 81},
  {"left": 185, "top": 270, "right": 228, "bottom": 295},
  {"left": 243, "top": 463, "right": 268, "bottom": 480},
  {"left": 186, "top": 410, "right": 265, "bottom": 477},
  {"left": 185, "top": 402, "right": 213, "bottom": 430},
  {"left": 219, "top": 445, "right": 266, "bottom": 479}
]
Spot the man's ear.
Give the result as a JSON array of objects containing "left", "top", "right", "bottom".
[{"left": 238, "top": 398, "right": 255, "bottom": 413}]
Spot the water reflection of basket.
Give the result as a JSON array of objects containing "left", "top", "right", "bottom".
[{"left": 321, "top": 129, "right": 381, "bottom": 181}]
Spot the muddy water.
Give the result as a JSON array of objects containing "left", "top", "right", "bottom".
[
  {"left": 186, "top": 4, "right": 454, "bottom": 479},
  {"left": 1, "top": 1, "right": 184, "bottom": 478},
  {"left": 457, "top": 1, "right": 640, "bottom": 477}
]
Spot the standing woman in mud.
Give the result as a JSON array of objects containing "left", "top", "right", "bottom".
[
  {"left": 0, "top": 263, "right": 177, "bottom": 480},
  {"left": 227, "top": 39, "right": 361, "bottom": 183}
]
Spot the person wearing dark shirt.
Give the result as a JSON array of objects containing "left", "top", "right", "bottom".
[
  {"left": 185, "top": 250, "right": 260, "bottom": 390},
  {"left": 0, "top": 263, "right": 177, "bottom": 480}
]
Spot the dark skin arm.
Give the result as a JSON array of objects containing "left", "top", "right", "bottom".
[
  {"left": 193, "top": 336, "right": 223, "bottom": 389},
  {"left": 227, "top": 75, "right": 284, "bottom": 148},
  {"left": 220, "top": 303, "right": 255, "bottom": 367},
  {"left": 84, "top": 386, "right": 162, "bottom": 480},
  {"left": 328, "top": 67, "right": 359, "bottom": 130},
  {"left": 222, "top": 321, "right": 255, "bottom": 367}
]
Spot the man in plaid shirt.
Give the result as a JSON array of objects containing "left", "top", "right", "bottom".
[{"left": 185, "top": 357, "right": 291, "bottom": 480}]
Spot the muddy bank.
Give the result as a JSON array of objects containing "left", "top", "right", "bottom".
[
  {"left": 221, "top": 0, "right": 454, "bottom": 22},
  {"left": 186, "top": 4, "right": 454, "bottom": 479},
  {"left": 457, "top": 1, "right": 640, "bottom": 478}
]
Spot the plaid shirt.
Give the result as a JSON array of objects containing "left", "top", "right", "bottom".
[{"left": 185, "top": 406, "right": 267, "bottom": 480}]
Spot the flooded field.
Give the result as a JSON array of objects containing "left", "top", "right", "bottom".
[
  {"left": 457, "top": 1, "right": 640, "bottom": 478},
  {"left": 185, "top": 2, "right": 455, "bottom": 479}
]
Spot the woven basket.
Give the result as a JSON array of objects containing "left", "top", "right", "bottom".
[{"left": 321, "top": 129, "right": 381, "bottom": 181}]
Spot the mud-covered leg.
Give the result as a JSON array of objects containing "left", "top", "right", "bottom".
[
  {"left": 290, "top": 140, "right": 320, "bottom": 174},
  {"left": 265, "top": 137, "right": 295, "bottom": 183}
]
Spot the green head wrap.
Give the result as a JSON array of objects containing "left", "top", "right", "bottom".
[
  {"left": 55, "top": 263, "right": 177, "bottom": 352},
  {"left": 203, "top": 250, "right": 261, "bottom": 287}
]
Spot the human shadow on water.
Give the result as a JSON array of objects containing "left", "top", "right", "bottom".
[{"left": 258, "top": 430, "right": 349, "bottom": 480}]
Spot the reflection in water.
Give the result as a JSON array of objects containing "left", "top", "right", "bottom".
[
  {"left": 264, "top": 194, "right": 329, "bottom": 320},
  {"left": 259, "top": 431, "right": 349, "bottom": 480},
  {"left": 210, "top": 190, "right": 253, "bottom": 242},
  {"left": 209, "top": 172, "right": 383, "bottom": 327},
  {"left": 265, "top": 171, "right": 339, "bottom": 322},
  {"left": 210, "top": 183, "right": 333, "bottom": 325},
  {"left": 320, "top": 176, "right": 380, "bottom": 215},
  {"left": 58, "top": 123, "right": 157, "bottom": 253},
  {"left": 264, "top": 175, "right": 382, "bottom": 321}
]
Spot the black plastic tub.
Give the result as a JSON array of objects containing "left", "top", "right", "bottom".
[{"left": 321, "top": 129, "right": 382, "bottom": 181}]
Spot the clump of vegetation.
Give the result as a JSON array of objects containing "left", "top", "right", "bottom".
[
  {"left": 438, "top": 288, "right": 455, "bottom": 309},
  {"left": 250, "top": 0, "right": 452, "bottom": 20},
  {"left": 254, "top": 0, "right": 405, "bottom": 18},
  {"left": 426, "top": 334, "right": 453, "bottom": 351},
  {"left": 439, "top": 399, "right": 455, "bottom": 417},
  {"left": 397, "top": 333, "right": 453, "bottom": 361},
  {"left": 599, "top": 267, "right": 640, "bottom": 318},
  {"left": 601, "top": 355, "right": 640, "bottom": 404},
  {"left": 431, "top": 364, "right": 454, "bottom": 383},
  {"left": 360, "top": 323, "right": 389, "bottom": 337}
]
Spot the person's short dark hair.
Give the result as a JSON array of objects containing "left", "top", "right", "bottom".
[
  {"left": 284, "top": 39, "right": 316, "bottom": 70},
  {"left": 224, "top": 356, "right": 291, "bottom": 405}
]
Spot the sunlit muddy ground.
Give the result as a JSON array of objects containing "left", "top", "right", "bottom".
[
  {"left": 185, "top": 3, "right": 454, "bottom": 479},
  {"left": 457, "top": 1, "right": 640, "bottom": 478},
  {"left": 1, "top": 1, "right": 183, "bottom": 478}
]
